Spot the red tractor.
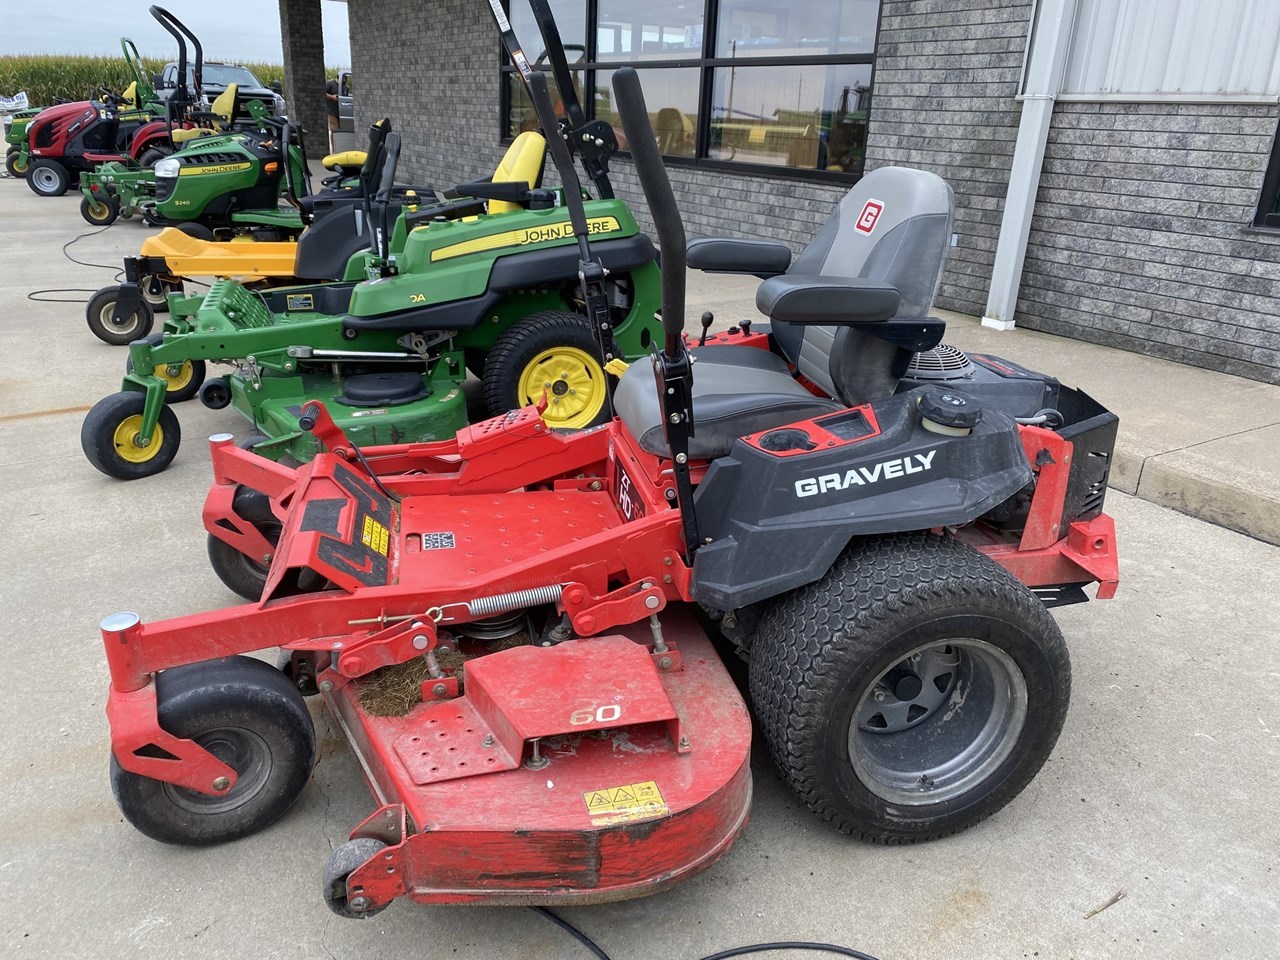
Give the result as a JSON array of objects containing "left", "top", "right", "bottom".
[{"left": 23, "top": 6, "right": 204, "bottom": 196}]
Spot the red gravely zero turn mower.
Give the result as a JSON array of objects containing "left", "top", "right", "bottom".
[{"left": 99, "top": 11, "right": 1119, "bottom": 917}]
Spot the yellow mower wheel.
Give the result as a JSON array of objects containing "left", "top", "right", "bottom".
[
  {"left": 484, "top": 311, "right": 611, "bottom": 430},
  {"left": 82, "top": 392, "right": 181, "bottom": 480},
  {"left": 80, "top": 192, "right": 119, "bottom": 226},
  {"left": 5, "top": 149, "right": 28, "bottom": 178},
  {"left": 126, "top": 335, "right": 206, "bottom": 403},
  {"left": 516, "top": 345, "right": 606, "bottom": 429}
]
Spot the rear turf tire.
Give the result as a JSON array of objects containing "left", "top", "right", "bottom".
[
  {"left": 482, "top": 310, "right": 610, "bottom": 430},
  {"left": 110, "top": 656, "right": 316, "bottom": 846},
  {"left": 82, "top": 391, "right": 181, "bottom": 480},
  {"left": 748, "top": 532, "right": 1070, "bottom": 844},
  {"left": 26, "top": 159, "right": 69, "bottom": 197},
  {"left": 86, "top": 286, "right": 154, "bottom": 345},
  {"left": 139, "top": 146, "right": 172, "bottom": 167},
  {"left": 176, "top": 221, "right": 216, "bottom": 242}
]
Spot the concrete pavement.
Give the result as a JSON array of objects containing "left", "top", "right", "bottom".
[{"left": 0, "top": 178, "right": 1276, "bottom": 960}]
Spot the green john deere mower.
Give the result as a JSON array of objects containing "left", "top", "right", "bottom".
[{"left": 81, "top": 37, "right": 663, "bottom": 480}]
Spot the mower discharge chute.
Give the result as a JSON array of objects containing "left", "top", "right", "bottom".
[
  {"left": 80, "top": 6, "right": 661, "bottom": 484},
  {"left": 98, "top": 2, "right": 1119, "bottom": 917}
]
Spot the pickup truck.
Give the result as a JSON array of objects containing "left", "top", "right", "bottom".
[{"left": 158, "top": 61, "right": 287, "bottom": 117}]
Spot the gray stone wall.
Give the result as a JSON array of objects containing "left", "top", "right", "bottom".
[
  {"left": 348, "top": 0, "right": 504, "bottom": 185},
  {"left": 1020, "top": 102, "right": 1280, "bottom": 384},
  {"left": 864, "top": 0, "right": 1033, "bottom": 317},
  {"left": 279, "top": 0, "right": 329, "bottom": 152}
]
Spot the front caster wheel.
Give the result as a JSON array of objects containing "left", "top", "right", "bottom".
[
  {"left": 81, "top": 392, "right": 181, "bottom": 480},
  {"left": 208, "top": 485, "right": 328, "bottom": 601},
  {"left": 5, "top": 147, "right": 28, "bottom": 178},
  {"left": 110, "top": 656, "right": 316, "bottom": 846},
  {"left": 85, "top": 285, "right": 154, "bottom": 345},
  {"left": 125, "top": 335, "right": 206, "bottom": 403},
  {"left": 80, "top": 192, "right": 120, "bottom": 226},
  {"left": 323, "top": 838, "right": 391, "bottom": 919},
  {"left": 749, "top": 532, "right": 1070, "bottom": 844},
  {"left": 140, "top": 274, "right": 177, "bottom": 314}
]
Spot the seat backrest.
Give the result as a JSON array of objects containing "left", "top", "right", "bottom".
[
  {"left": 210, "top": 83, "right": 239, "bottom": 126},
  {"left": 771, "top": 166, "right": 954, "bottom": 405},
  {"left": 489, "top": 130, "right": 546, "bottom": 214},
  {"left": 122, "top": 81, "right": 138, "bottom": 109}
]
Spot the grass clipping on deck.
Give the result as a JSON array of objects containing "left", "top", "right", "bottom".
[{"left": 358, "top": 633, "right": 529, "bottom": 718}]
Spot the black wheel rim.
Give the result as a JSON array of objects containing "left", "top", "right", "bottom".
[
  {"left": 162, "top": 726, "right": 273, "bottom": 814},
  {"left": 849, "top": 639, "right": 1028, "bottom": 805}
]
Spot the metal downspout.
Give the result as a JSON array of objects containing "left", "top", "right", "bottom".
[{"left": 982, "top": 0, "right": 1080, "bottom": 330}]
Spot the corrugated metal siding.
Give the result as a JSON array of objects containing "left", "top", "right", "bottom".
[{"left": 1058, "top": 0, "right": 1280, "bottom": 99}]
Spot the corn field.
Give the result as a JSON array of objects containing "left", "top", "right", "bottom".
[{"left": 0, "top": 54, "right": 340, "bottom": 108}]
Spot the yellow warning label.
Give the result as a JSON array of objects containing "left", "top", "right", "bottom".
[
  {"left": 583, "top": 780, "right": 668, "bottom": 823},
  {"left": 430, "top": 216, "right": 622, "bottom": 262},
  {"left": 178, "top": 161, "right": 253, "bottom": 176},
  {"left": 361, "top": 516, "right": 390, "bottom": 556}
]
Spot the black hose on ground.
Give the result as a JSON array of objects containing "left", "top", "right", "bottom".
[
  {"left": 24, "top": 220, "right": 209, "bottom": 303},
  {"left": 531, "top": 907, "right": 885, "bottom": 960}
]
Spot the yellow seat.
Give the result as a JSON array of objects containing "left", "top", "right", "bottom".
[
  {"left": 121, "top": 81, "right": 138, "bottom": 109},
  {"left": 171, "top": 84, "right": 239, "bottom": 145},
  {"left": 323, "top": 150, "right": 367, "bottom": 170},
  {"left": 489, "top": 130, "right": 546, "bottom": 215}
]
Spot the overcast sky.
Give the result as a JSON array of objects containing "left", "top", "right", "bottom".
[{"left": 1, "top": 0, "right": 351, "bottom": 65}]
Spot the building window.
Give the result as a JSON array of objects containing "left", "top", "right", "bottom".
[
  {"left": 501, "top": 0, "right": 880, "bottom": 181},
  {"left": 1254, "top": 126, "right": 1280, "bottom": 230}
]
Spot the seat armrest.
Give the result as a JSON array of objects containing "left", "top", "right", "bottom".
[
  {"left": 687, "top": 237, "right": 791, "bottom": 278},
  {"left": 455, "top": 179, "right": 531, "bottom": 203},
  {"left": 756, "top": 275, "right": 900, "bottom": 325}
]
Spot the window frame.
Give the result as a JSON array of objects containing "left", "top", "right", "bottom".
[
  {"left": 1254, "top": 124, "right": 1280, "bottom": 231},
  {"left": 498, "top": 0, "right": 883, "bottom": 186}
]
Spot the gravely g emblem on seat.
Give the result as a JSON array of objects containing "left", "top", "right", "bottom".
[{"left": 855, "top": 198, "right": 884, "bottom": 235}]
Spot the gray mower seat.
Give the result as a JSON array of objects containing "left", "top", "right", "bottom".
[
  {"left": 617, "top": 166, "right": 956, "bottom": 461},
  {"left": 614, "top": 345, "right": 843, "bottom": 459}
]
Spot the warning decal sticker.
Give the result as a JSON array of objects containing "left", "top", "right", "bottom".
[
  {"left": 361, "top": 515, "right": 390, "bottom": 556},
  {"left": 582, "top": 780, "right": 669, "bottom": 825}
]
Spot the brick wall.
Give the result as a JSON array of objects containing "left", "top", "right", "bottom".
[
  {"left": 1019, "top": 102, "right": 1280, "bottom": 384},
  {"left": 864, "top": 0, "right": 1033, "bottom": 316},
  {"left": 279, "top": 0, "right": 329, "bottom": 152}
]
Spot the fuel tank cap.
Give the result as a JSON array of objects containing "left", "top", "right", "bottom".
[{"left": 919, "top": 388, "right": 982, "bottom": 435}]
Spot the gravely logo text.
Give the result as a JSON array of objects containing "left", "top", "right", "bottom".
[{"left": 795, "top": 450, "right": 937, "bottom": 498}]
